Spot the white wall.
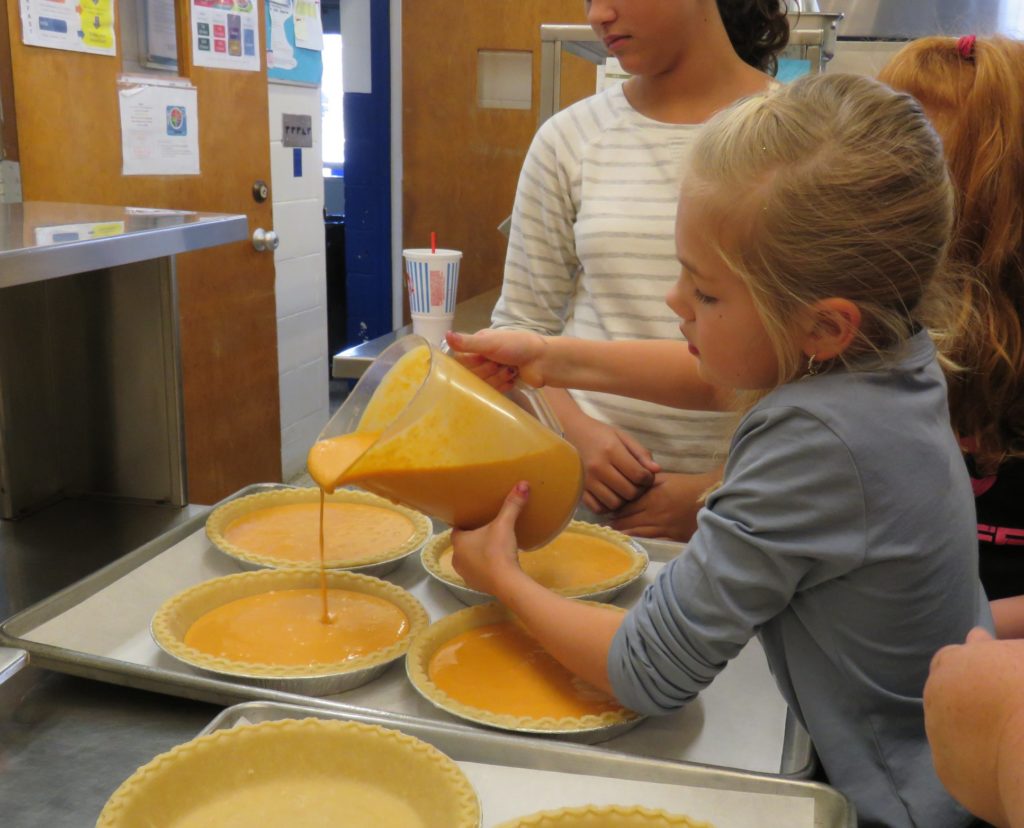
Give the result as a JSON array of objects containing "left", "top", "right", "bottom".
[
  {"left": 267, "top": 82, "right": 329, "bottom": 480},
  {"left": 826, "top": 40, "right": 906, "bottom": 76}
]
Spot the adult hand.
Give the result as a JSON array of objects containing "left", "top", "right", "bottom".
[
  {"left": 450, "top": 481, "right": 531, "bottom": 599},
  {"left": 610, "top": 470, "right": 718, "bottom": 541},
  {"left": 558, "top": 409, "right": 660, "bottom": 513},
  {"left": 924, "top": 626, "right": 1024, "bottom": 828},
  {"left": 445, "top": 329, "right": 548, "bottom": 390}
]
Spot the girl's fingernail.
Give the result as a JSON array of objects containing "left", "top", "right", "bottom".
[{"left": 516, "top": 481, "right": 530, "bottom": 495}]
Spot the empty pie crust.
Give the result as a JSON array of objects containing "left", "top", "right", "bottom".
[
  {"left": 96, "top": 717, "right": 481, "bottom": 828},
  {"left": 422, "top": 521, "right": 648, "bottom": 605},
  {"left": 406, "top": 602, "right": 641, "bottom": 736},
  {"left": 152, "top": 569, "right": 429, "bottom": 694},
  {"left": 495, "top": 805, "right": 713, "bottom": 828},
  {"left": 206, "top": 487, "right": 432, "bottom": 575}
]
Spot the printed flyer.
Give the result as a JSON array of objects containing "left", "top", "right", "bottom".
[{"left": 119, "top": 76, "right": 200, "bottom": 175}]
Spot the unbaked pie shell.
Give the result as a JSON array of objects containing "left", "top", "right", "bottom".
[
  {"left": 97, "top": 717, "right": 481, "bottom": 828},
  {"left": 206, "top": 487, "right": 432, "bottom": 575},
  {"left": 495, "top": 805, "right": 713, "bottom": 828},
  {"left": 152, "top": 569, "right": 429, "bottom": 694},
  {"left": 406, "top": 601, "right": 642, "bottom": 738},
  {"left": 421, "top": 521, "right": 648, "bottom": 605}
]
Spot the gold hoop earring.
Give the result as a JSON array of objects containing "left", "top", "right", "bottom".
[{"left": 806, "top": 354, "right": 820, "bottom": 376}]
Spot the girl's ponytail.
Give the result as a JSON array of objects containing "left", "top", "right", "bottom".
[{"left": 717, "top": 0, "right": 790, "bottom": 76}]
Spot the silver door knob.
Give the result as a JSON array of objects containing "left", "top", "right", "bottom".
[{"left": 252, "top": 228, "right": 280, "bottom": 252}]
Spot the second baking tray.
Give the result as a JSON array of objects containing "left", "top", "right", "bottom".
[
  {"left": 197, "top": 700, "right": 852, "bottom": 828},
  {"left": 0, "top": 485, "right": 812, "bottom": 777}
]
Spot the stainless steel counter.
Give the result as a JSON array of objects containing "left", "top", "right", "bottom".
[
  {"left": 332, "top": 287, "right": 500, "bottom": 380},
  {"left": 0, "top": 501, "right": 219, "bottom": 828}
]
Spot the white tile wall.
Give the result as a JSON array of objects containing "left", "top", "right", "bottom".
[{"left": 267, "top": 81, "right": 329, "bottom": 480}]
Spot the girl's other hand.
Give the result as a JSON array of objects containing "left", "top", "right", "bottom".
[
  {"left": 610, "top": 470, "right": 717, "bottom": 541},
  {"left": 450, "top": 481, "right": 532, "bottom": 599},
  {"left": 560, "top": 412, "right": 660, "bottom": 513},
  {"left": 445, "top": 330, "right": 548, "bottom": 389}
]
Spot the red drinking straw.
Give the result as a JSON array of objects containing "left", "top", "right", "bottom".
[{"left": 430, "top": 231, "right": 437, "bottom": 254}]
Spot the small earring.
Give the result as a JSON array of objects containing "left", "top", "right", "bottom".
[{"left": 806, "top": 354, "right": 820, "bottom": 376}]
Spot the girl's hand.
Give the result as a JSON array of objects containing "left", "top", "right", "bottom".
[
  {"left": 610, "top": 470, "right": 719, "bottom": 541},
  {"left": 558, "top": 410, "right": 660, "bottom": 513},
  {"left": 445, "top": 330, "right": 548, "bottom": 390},
  {"left": 450, "top": 481, "right": 532, "bottom": 599}
]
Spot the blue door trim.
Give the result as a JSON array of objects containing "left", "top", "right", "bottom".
[{"left": 342, "top": 0, "right": 391, "bottom": 344}]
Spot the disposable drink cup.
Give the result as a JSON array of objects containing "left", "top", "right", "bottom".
[
  {"left": 410, "top": 313, "right": 452, "bottom": 347},
  {"left": 309, "top": 335, "right": 583, "bottom": 550},
  {"left": 404, "top": 248, "right": 461, "bottom": 346}
]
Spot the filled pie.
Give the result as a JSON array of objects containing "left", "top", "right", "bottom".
[
  {"left": 206, "top": 487, "right": 432, "bottom": 573},
  {"left": 406, "top": 602, "right": 640, "bottom": 735},
  {"left": 495, "top": 805, "right": 713, "bottom": 828},
  {"left": 152, "top": 569, "right": 428, "bottom": 691},
  {"left": 97, "top": 718, "right": 481, "bottom": 828},
  {"left": 422, "top": 521, "right": 647, "bottom": 604}
]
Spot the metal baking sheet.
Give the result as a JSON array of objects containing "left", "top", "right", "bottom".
[
  {"left": 0, "top": 484, "right": 812, "bottom": 777},
  {"left": 197, "top": 700, "right": 853, "bottom": 828}
]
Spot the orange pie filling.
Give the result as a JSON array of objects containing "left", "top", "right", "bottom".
[
  {"left": 221, "top": 502, "right": 417, "bottom": 565},
  {"left": 438, "top": 531, "right": 635, "bottom": 590},
  {"left": 427, "top": 621, "right": 625, "bottom": 719},
  {"left": 184, "top": 589, "right": 410, "bottom": 666}
]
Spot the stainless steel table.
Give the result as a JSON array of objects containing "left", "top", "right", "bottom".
[
  {"left": 0, "top": 501, "right": 219, "bottom": 828},
  {"left": 332, "top": 287, "right": 500, "bottom": 380}
]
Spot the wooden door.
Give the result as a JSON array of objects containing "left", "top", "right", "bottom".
[
  {"left": 2, "top": 0, "right": 282, "bottom": 504},
  {"left": 403, "top": 1, "right": 595, "bottom": 304}
]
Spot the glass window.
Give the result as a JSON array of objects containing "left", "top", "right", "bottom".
[{"left": 322, "top": 33, "right": 344, "bottom": 175}]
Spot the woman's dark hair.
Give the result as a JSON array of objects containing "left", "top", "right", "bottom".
[{"left": 717, "top": 0, "right": 790, "bottom": 75}]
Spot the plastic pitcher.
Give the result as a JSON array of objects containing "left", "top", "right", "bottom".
[{"left": 307, "top": 335, "right": 583, "bottom": 550}]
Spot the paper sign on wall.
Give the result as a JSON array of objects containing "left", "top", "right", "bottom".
[
  {"left": 118, "top": 75, "right": 200, "bottom": 176},
  {"left": 19, "top": 0, "right": 117, "bottom": 56},
  {"left": 282, "top": 114, "right": 312, "bottom": 147}
]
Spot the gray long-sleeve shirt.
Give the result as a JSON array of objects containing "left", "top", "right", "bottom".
[{"left": 608, "top": 331, "right": 991, "bottom": 828}]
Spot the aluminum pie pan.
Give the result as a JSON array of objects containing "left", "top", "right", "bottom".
[
  {"left": 406, "top": 602, "right": 644, "bottom": 745},
  {"left": 205, "top": 486, "right": 434, "bottom": 578},
  {"left": 420, "top": 523, "right": 650, "bottom": 607},
  {"left": 151, "top": 569, "right": 430, "bottom": 696}
]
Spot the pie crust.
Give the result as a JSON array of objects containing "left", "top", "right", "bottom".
[
  {"left": 494, "top": 805, "right": 713, "bottom": 828},
  {"left": 421, "top": 521, "right": 648, "bottom": 604},
  {"left": 152, "top": 569, "right": 429, "bottom": 686},
  {"left": 206, "top": 487, "right": 432, "bottom": 573},
  {"left": 97, "top": 717, "right": 481, "bottom": 828},
  {"left": 406, "top": 602, "right": 641, "bottom": 735}
]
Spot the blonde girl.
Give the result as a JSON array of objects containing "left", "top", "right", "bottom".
[
  {"left": 448, "top": 73, "right": 991, "bottom": 828},
  {"left": 879, "top": 35, "right": 1024, "bottom": 638}
]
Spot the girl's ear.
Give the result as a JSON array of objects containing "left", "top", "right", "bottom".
[{"left": 800, "top": 298, "right": 862, "bottom": 361}]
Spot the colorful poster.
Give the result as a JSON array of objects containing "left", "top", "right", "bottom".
[
  {"left": 266, "top": 0, "right": 322, "bottom": 86},
  {"left": 118, "top": 76, "right": 201, "bottom": 175},
  {"left": 190, "top": 0, "right": 260, "bottom": 72},
  {"left": 19, "top": 0, "right": 117, "bottom": 56}
]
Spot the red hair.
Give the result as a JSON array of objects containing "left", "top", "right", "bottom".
[{"left": 880, "top": 36, "right": 1024, "bottom": 470}]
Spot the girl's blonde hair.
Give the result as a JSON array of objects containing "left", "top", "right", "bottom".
[
  {"left": 682, "top": 72, "right": 957, "bottom": 396},
  {"left": 879, "top": 36, "right": 1024, "bottom": 471}
]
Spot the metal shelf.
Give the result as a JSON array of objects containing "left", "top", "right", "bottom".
[{"left": 0, "top": 202, "right": 247, "bottom": 290}]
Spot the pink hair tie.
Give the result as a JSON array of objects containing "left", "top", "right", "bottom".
[{"left": 957, "top": 34, "right": 977, "bottom": 61}]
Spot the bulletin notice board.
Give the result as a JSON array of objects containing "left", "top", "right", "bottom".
[{"left": 266, "top": 0, "right": 322, "bottom": 85}]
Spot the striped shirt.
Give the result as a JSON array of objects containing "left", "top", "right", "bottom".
[{"left": 492, "top": 83, "right": 732, "bottom": 473}]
